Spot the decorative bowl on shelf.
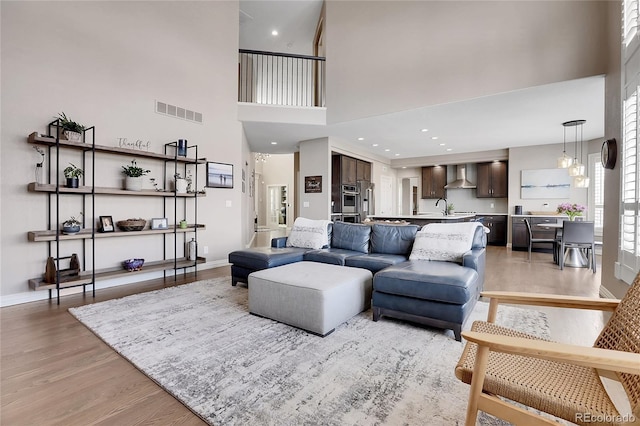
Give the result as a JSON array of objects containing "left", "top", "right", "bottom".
[
  {"left": 122, "top": 258, "right": 144, "bottom": 271},
  {"left": 116, "top": 218, "right": 147, "bottom": 231},
  {"left": 62, "top": 224, "right": 81, "bottom": 234}
]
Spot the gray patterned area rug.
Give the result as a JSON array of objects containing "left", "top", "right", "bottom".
[{"left": 69, "top": 277, "right": 550, "bottom": 426}]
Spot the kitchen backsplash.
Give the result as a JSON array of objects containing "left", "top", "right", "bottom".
[{"left": 418, "top": 192, "right": 508, "bottom": 214}]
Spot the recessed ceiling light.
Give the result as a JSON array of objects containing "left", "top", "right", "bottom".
[
  {"left": 270, "top": 141, "right": 278, "bottom": 145},
  {"left": 402, "top": 166, "right": 407, "bottom": 169},
  {"left": 395, "top": 153, "right": 400, "bottom": 156},
  {"left": 357, "top": 137, "right": 364, "bottom": 141},
  {"left": 421, "top": 128, "right": 429, "bottom": 132},
  {"left": 439, "top": 143, "right": 445, "bottom": 146},
  {"left": 372, "top": 144, "right": 379, "bottom": 147},
  {"left": 384, "top": 149, "right": 390, "bottom": 152},
  {"left": 431, "top": 136, "right": 439, "bottom": 140},
  {"left": 446, "top": 148, "right": 452, "bottom": 152},
  {"left": 271, "top": 30, "right": 278, "bottom": 36}
]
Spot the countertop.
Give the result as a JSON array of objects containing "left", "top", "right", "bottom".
[
  {"left": 511, "top": 214, "right": 567, "bottom": 217},
  {"left": 367, "top": 214, "right": 476, "bottom": 220}
]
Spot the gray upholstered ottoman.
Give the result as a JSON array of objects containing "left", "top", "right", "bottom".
[{"left": 248, "top": 261, "right": 373, "bottom": 336}]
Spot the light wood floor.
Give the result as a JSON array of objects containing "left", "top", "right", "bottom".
[{"left": 1, "top": 242, "right": 605, "bottom": 425}]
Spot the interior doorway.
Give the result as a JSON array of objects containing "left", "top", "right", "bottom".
[
  {"left": 267, "top": 184, "right": 288, "bottom": 228},
  {"left": 399, "top": 177, "right": 419, "bottom": 215}
]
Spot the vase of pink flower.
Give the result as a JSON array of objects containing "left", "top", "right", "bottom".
[{"left": 557, "top": 202, "right": 586, "bottom": 221}]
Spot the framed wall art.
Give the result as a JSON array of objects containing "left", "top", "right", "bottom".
[
  {"left": 521, "top": 168, "right": 571, "bottom": 199},
  {"left": 305, "top": 175, "right": 322, "bottom": 193},
  {"left": 206, "top": 162, "right": 234, "bottom": 189}
]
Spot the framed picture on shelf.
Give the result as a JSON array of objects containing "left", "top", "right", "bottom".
[
  {"left": 151, "top": 217, "right": 168, "bottom": 230},
  {"left": 206, "top": 162, "right": 233, "bottom": 188},
  {"left": 99, "top": 216, "right": 114, "bottom": 233}
]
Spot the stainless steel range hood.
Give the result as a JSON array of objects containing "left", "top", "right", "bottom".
[{"left": 444, "top": 165, "right": 476, "bottom": 189}]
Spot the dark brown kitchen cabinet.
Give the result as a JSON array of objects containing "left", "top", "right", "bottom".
[
  {"left": 421, "top": 166, "right": 447, "bottom": 199},
  {"left": 481, "top": 215, "right": 507, "bottom": 246},
  {"left": 356, "top": 160, "right": 371, "bottom": 182},
  {"left": 341, "top": 156, "right": 357, "bottom": 185},
  {"left": 476, "top": 161, "right": 508, "bottom": 198}
]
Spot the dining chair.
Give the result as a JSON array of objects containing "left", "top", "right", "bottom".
[
  {"left": 560, "top": 221, "right": 596, "bottom": 273},
  {"left": 524, "top": 218, "right": 557, "bottom": 263},
  {"left": 455, "top": 272, "right": 640, "bottom": 426}
]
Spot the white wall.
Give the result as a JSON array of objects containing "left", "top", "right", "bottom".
[
  {"left": 1, "top": 1, "right": 243, "bottom": 304},
  {"left": 298, "top": 138, "right": 331, "bottom": 219},
  {"left": 325, "top": 1, "right": 608, "bottom": 124}
]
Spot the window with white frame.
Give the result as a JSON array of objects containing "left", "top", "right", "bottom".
[
  {"left": 620, "top": 0, "right": 640, "bottom": 284},
  {"left": 588, "top": 153, "right": 604, "bottom": 238}
]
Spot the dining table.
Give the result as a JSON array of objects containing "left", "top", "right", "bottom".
[{"left": 535, "top": 222, "right": 589, "bottom": 268}]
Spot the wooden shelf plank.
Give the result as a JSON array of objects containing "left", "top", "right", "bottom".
[
  {"left": 28, "top": 224, "right": 205, "bottom": 242},
  {"left": 27, "top": 182, "right": 206, "bottom": 197},
  {"left": 29, "top": 257, "right": 206, "bottom": 291},
  {"left": 28, "top": 132, "right": 206, "bottom": 164}
]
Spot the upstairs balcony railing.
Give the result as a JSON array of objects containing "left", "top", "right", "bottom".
[{"left": 238, "top": 49, "right": 325, "bottom": 108}]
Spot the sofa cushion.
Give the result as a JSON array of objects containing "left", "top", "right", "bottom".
[
  {"left": 286, "top": 217, "right": 331, "bottom": 249},
  {"left": 410, "top": 222, "right": 483, "bottom": 262},
  {"left": 345, "top": 253, "right": 409, "bottom": 274},
  {"left": 330, "top": 221, "right": 371, "bottom": 254},
  {"left": 370, "top": 223, "right": 419, "bottom": 255},
  {"left": 228, "top": 247, "right": 308, "bottom": 270},
  {"left": 373, "top": 260, "right": 478, "bottom": 305},
  {"left": 303, "top": 248, "right": 364, "bottom": 266}
]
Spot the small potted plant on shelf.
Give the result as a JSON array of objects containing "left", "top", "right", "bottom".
[
  {"left": 122, "top": 159, "right": 150, "bottom": 191},
  {"left": 57, "top": 112, "right": 85, "bottom": 142},
  {"left": 63, "top": 163, "right": 84, "bottom": 188},
  {"left": 62, "top": 214, "right": 82, "bottom": 234},
  {"left": 174, "top": 172, "right": 188, "bottom": 194}
]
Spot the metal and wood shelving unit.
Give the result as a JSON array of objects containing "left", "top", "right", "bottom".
[{"left": 26, "top": 129, "right": 206, "bottom": 303}]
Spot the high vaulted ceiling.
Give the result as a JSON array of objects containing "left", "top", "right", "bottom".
[{"left": 239, "top": 1, "right": 606, "bottom": 163}]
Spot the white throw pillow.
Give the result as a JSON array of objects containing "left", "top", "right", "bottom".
[
  {"left": 409, "top": 222, "right": 482, "bottom": 262},
  {"left": 286, "top": 218, "right": 330, "bottom": 249}
]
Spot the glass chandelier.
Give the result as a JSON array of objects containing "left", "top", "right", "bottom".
[
  {"left": 557, "top": 121, "right": 574, "bottom": 168},
  {"left": 255, "top": 153, "right": 270, "bottom": 163},
  {"left": 562, "top": 120, "right": 589, "bottom": 187}
]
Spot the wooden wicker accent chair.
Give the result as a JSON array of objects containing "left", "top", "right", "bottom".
[{"left": 455, "top": 273, "right": 640, "bottom": 425}]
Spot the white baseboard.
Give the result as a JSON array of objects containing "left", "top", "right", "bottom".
[{"left": 0, "top": 259, "right": 230, "bottom": 308}]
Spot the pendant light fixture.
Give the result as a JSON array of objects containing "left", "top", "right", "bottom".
[
  {"left": 557, "top": 121, "right": 574, "bottom": 168},
  {"left": 573, "top": 121, "right": 590, "bottom": 188},
  {"left": 566, "top": 120, "right": 586, "bottom": 177}
]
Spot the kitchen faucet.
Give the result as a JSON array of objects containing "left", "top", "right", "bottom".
[{"left": 436, "top": 197, "right": 448, "bottom": 216}]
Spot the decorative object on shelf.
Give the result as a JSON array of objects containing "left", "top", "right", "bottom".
[
  {"left": 33, "top": 146, "right": 45, "bottom": 185},
  {"left": 63, "top": 163, "right": 83, "bottom": 188},
  {"left": 57, "top": 112, "right": 85, "bottom": 142},
  {"left": 62, "top": 214, "right": 82, "bottom": 234},
  {"left": 122, "top": 258, "right": 145, "bottom": 272},
  {"left": 150, "top": 217, "right": 168, "bottom": 230},
  {"left": 174, "top": 173, "right": 188, "bottom": 194},
  {"left": 117, "top": 137, "right": 151, "bottom": 151},
  {"left": 44, "top": 254, "right": 80, "bottom": 284},
  {"left": 99, "top": 215, "right": 114, "bottom": 232},
  {"left": 187, "top": 238, "right": 197, "bottom": 261},
  {"left": 122, "top": 159, "right": 150, "bottom": 191},
  {"left": 179, "top": 220, "right": 188, "bottom": 229},
  {"left": 177, "top": 139, "right": 188, "bottom": 157},
  {"left": 149, "top": 177, "right": 163, "bottom": 192},
  {"left": 601, "top": 138, "right": 617, "bottom": 170},
  {"left": 206, "top": 162, "right": 233, "bottom": 188},
  {"left": 304, "top": 175, "right": 322, "bottom": 193},
  {"left": 556, "top": 203, "right": 586, "bottom": 221},
  {"left": 116, "top": 218, "right": 147, "bottom": 231}
]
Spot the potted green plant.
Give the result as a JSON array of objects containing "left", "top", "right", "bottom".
[
  {"left": 63, "top": 163, "right": 84, "bottom": 188},
  {"left": 57, "top": 112, "right": 85, "bottom": 142},
  {"left": 174, "top": 172, "right": 188, "bottom": 194},
  {"left": 62, "top": 214, "right": 82, "bottom": 234},
  {"left": 122, "top": 159, "right": 150, "bottom": 191}
]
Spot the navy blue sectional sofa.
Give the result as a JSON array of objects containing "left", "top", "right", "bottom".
[{"left": 228, "top": 221, "right": 486, "bottom": 340}]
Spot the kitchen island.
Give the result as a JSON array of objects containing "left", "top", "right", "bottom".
[{"left": 365, "top": 214, "right": 476, "bottom": 227}]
